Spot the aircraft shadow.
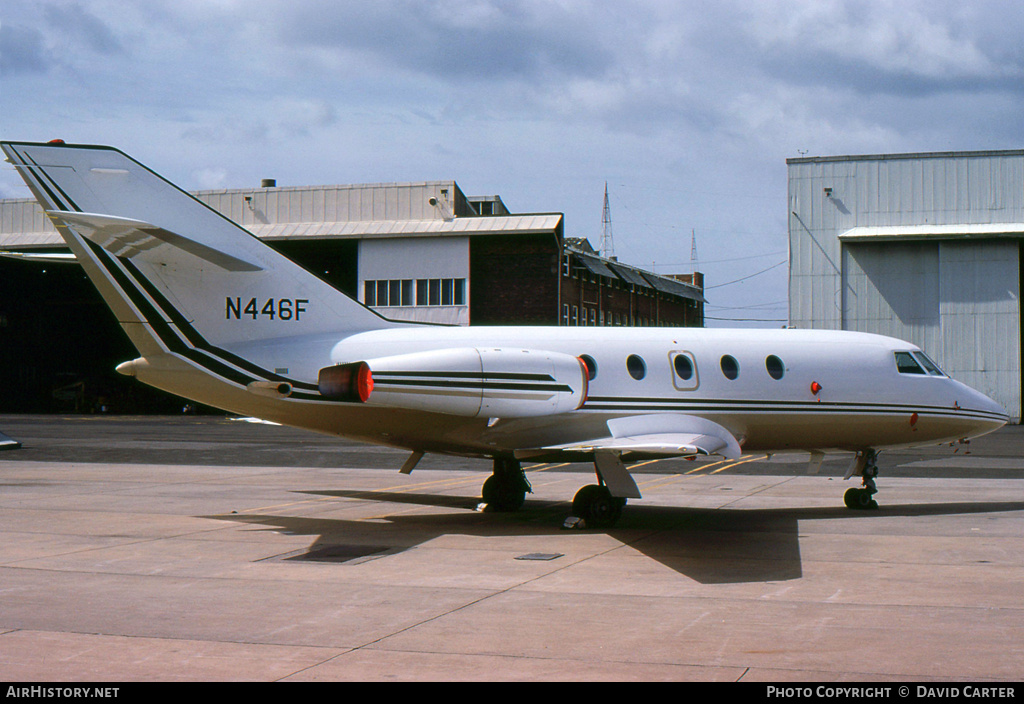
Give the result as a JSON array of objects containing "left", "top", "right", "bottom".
[{"left": 206, "top": 491, "right": 1024, "bottom": 585}]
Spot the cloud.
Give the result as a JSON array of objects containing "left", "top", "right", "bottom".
[
  {"left": 4, "top": 0, "right": 1024, "bottom": 325},
  {"left": 42, "top": 2, "right": 124, "bottom": 56},
  {"left": 268, "top": 0, "right": 615, "bottom": 83},
  {"left": 733, "top": 0, "right": 1024, "bottom": 96},
  {"left": 0, "top": 23, "right": 52, "bottom": 75}
]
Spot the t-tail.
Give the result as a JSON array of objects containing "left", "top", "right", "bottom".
[{"left": 1, "top": 140, "right": 402, "bottom": 408}]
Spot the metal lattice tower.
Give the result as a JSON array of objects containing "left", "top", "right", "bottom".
[
  {"left": 600, "top": 182, "right": 615, "bottom": 259},
  {"left": 690, "top": 229, "right": 698, "bottom": 273}
]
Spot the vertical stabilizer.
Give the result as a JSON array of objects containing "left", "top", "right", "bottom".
[{"left": 2, "top": 141, "right": 398, "bottom": 362}]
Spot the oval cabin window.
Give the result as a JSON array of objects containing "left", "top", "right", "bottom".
[
  {"left": 720, "top": 355, "right": 739, "bottom": 380},
  {"left": 673, "top": 354, "right": 694, "bottom": 380},
  {"left": 765, "top": 355, "right": 785, "bottom": 380},
  {"left": 579, "top": 354, "right": 598, "bottom": 381},
  {"left": 626, "top": 354, "right": 647, "bottom": 380}
]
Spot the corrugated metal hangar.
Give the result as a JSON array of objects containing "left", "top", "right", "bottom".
[
  {"left": 788, "top": 149, "right": 1024, "bottom": 422},
  {"left": 0, "top": 179, "right": 704, "bottom": 412}
]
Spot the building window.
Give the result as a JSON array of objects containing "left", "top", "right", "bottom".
[{"left": 365, "top": 278, "right": 465, "bottom": 307}]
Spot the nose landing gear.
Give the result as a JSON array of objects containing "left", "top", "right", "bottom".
[
  {"left": 844, "top": 449, "right": 879, "bottom": 510},
  {"left": 481, "top": 456, "right": 531, "bottom": 512}
]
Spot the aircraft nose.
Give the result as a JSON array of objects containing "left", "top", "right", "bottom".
[{"left": 955, "top": 382, "right": 1010, "bottom": 438}]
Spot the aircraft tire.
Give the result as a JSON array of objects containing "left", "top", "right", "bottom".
[
  {"left": 482, "top": 474, "right": 526, "bottom": 512},
  {"left": 844, "top": 487, "right": 878, "bottom": 510},
  {"left": 572, "top": 484, "right": 625, "bottom": 528}
]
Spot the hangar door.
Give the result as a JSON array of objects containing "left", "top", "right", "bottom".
[{"left": 841, "top": 239, "right": 1021, "bottom": 421}]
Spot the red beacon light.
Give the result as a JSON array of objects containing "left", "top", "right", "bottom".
[
  {"left": 810, "top": 381, "right": 822, "bottom": 396},
  {"left": 47, "top": 139, "right": 66, "bottom": 144}
]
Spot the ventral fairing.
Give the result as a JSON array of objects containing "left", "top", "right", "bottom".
[{"left": 2, "top": 141, "right": 1008, "bottom": 527}]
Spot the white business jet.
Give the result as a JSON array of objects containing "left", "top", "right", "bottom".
[{"left": 2, "top": 141, "right": 1009, "bottom": 527}]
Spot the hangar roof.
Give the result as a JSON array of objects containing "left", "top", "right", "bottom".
[
  {"left": 0, "top": 178, "right": 563, "bottom": 249},
  {"left": 249, "top": 213, "right": 563, "bottom": 241},
  {"left": 839, "top": 223, "right": 1024, "bottom": 242}
]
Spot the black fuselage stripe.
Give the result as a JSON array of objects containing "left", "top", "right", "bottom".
[
  {"left": 379, "top": 370, "right": 557, "bottom": 382},
  {"left": 374, "top": 378, "right": 571, "bottom": 393},
  {"left": 586, "top": 395, "right": 1003, "bottom": 415},
  {"left": 583, "top": 401, "right": 1003, "bottom": 420}
]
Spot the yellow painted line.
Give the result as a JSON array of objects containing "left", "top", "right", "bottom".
[
  {"left": 709, "top": 454, "right": 767, "bottom": 473},
  {"left": 685, "top": 459, "right": 728, "bottom": 474},
  {"left": 629, "top": 458, "right": 665, "bottom": 470},
  {"left": 528, "top": 463, "right": 571, "bottom": 472},
  {"left": 638, "top": 454, "right": 769, "bottom": 490}
]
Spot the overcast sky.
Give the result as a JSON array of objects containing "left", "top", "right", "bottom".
[{"left": 3, "top": 1, "right": 1024, "bottom": 326}]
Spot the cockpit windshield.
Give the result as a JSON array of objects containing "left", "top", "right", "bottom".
[
  {"left": 913, "top": 351, "right": 946, "bottom": 376},
  {"left": 895, "top": 351, "right": 946, "bottom": 377}
]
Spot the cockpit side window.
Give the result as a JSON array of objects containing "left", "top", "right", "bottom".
[
  {"left": 894, "top": 351, "right": 926, "bottom": 375},
  {"left": 912, "top": 351, "right": 946, "bottom": 376}
]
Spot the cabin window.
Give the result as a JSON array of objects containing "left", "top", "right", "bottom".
[
  {"left": 673, "top": 353, "right": 694, "bottom": 380},
  {"left": 579, "top": 354, "right": 598, "bottom": 381},
  {"left": 626, "top": 354, "right": 646, "bottom": 380},
  {"left": 720, "top": 355, "right": 739, "bottom": 380},
  {"left": 895, "top": 351, "right": 926, "bottom": 375},
  {"left": 765, "top": 355, "right": 785, "bottom": 380},
  {"left": 670, "top": 351, "right": 699, "bottom": 391}
]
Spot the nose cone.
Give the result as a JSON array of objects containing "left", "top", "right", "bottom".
[{"left": 954, "top": 381, "right": 1010, "bottom": 439}]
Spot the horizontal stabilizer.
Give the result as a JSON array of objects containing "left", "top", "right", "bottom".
[
  {"left": 0, "top": 429, "right": 21, "bottom": 451},
  {"left": 47, "top": 211, "right": 263, "bottom": 272},
  {"left": 0, "top": 251, "right": 78, "bottom": 264}
]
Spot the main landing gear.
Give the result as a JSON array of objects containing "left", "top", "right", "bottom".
[
  {"left": 479, "top": 452, "right": 635, "bottom": 529},
  {"left": 481, "top": 456, "right": 531, "bottom": 512},
  {"left": 570, "top": 484, "right": 626, "bottom": 529},
  {"left": 844, "top": 449, "right": 880, "bottom": 510}
]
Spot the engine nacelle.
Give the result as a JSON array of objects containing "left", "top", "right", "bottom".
[{"left": 318, "top": 347, "right": 589, "bottom": 418}]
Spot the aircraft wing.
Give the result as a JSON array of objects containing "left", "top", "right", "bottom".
[{"left": 528, "top": 413, "right": 743, "bottom": 460}]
